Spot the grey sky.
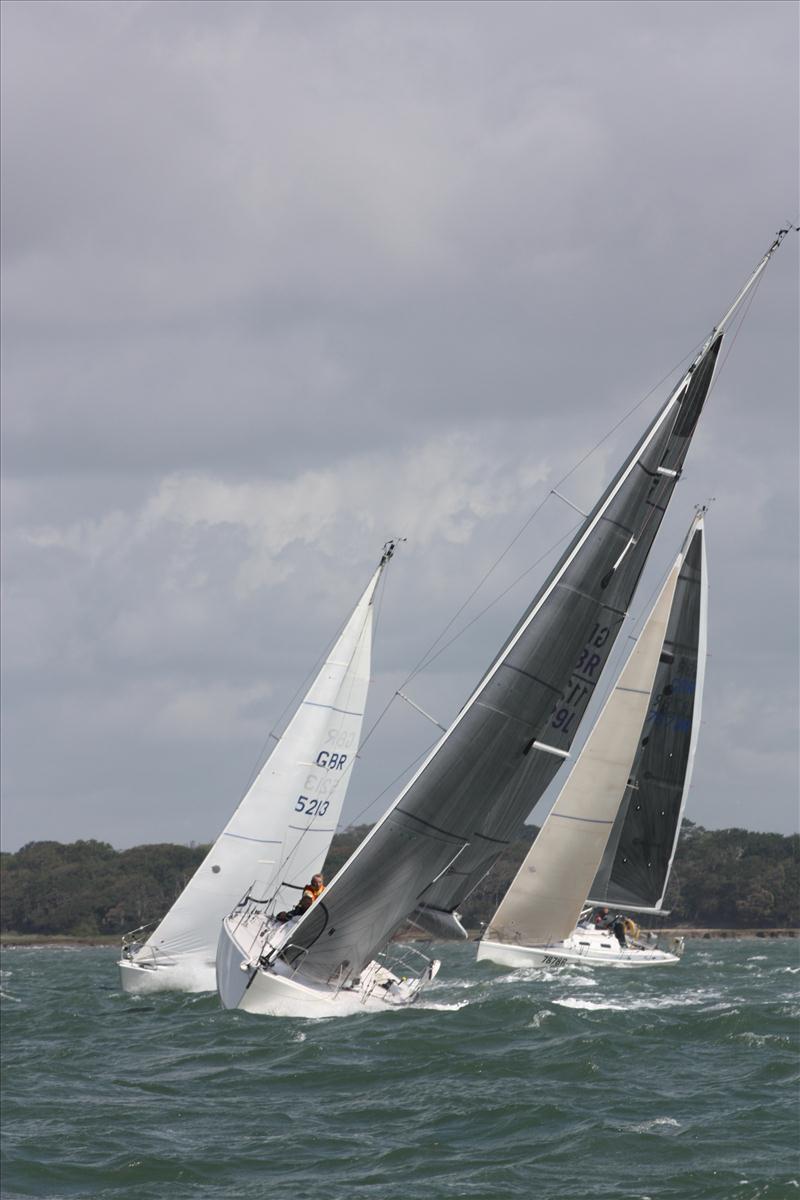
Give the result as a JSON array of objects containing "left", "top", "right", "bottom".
[{"left": 2, "top": 0, "right": 798, "bottom": 851}]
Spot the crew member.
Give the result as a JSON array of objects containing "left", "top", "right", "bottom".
[
  {"left": 276, "top": 874, "right": 325, "bottom": 923},
  {"left": 612, "top": 916, "right": 627, "bottom": 948},
  {"left": 593, "top": 906, "right": 612, "bottom": 929}
]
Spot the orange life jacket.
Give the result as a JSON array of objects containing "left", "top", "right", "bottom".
[{"left": 302, "top": 881, "right": 324, "bottom": 904}]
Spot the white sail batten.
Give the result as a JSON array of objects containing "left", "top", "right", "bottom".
[
  {"left": 485, "top": 554, "right": 683, "bottom": 949},
  {"left": 131, "top": 564, "right": 382, "bottom": 972}
]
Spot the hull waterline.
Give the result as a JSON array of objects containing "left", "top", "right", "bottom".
[
  {"left": 118, "top": 957, "right": 216, "bottom": 994},
  {"left": 216, "top": 913, "right": 438, "bottom": 1018},
  {"left": 477, "top": 930, "right": 683, "bottom": 970}
]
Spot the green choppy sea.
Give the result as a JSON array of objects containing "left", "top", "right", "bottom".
[{"left": 1, "top": 939, "right": 798, "bottom": 1200}]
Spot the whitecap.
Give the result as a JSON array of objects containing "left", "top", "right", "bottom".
[
  {"left": 624, "top": 1117, "right": 680, "bottom": 1134},
  {"left": 416, "top": 999, "right": 470, "bottom": 1012},
  {"left": 495, "top": 966, "right": 592, "bottom": 985},
  {"left": 734, "top": 1031, "right": 789, "bottom": 1047},
  {"left": 527, "top": 1009, "right": 555, "bottom": 1029},
  {"left": 553, "top": 991, "right": 715, "bottom": 1013},
  {"left": 428, "top": 978, "right": 478, "bottom": 990},
  {"left": 0, "top": 991, "right": 21, "bottom": 1003}
]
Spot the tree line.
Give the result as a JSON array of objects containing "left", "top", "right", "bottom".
[{"left": 1, "top": 820, "right": 797, "bottom": 938}]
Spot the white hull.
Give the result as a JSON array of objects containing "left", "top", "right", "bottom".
[
  {"left": 234, "top": 961, "right": 430, "bottom": 1018},
  {"left": 477, "top": 927, "right": 684, "bottom": 970},
  {"left": 216, "top": 915, "right": 438, "bottom": 1018},
  {"left": 118, "top": 956, "right": 216, "bottom": 994}
]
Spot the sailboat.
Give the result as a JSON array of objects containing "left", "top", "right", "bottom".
[
  {"left": 117, "top": 542, "right": 395, "bottom": 994},
  {"left": 216, "top": 233, "right": 787, "bottom": 1017},
  {"left": 477, "top": 510, "right": 706, "bottom": 970}
]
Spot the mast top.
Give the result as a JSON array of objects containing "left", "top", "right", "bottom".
[
  {"left": 713, "top": 223, "right": 796, "bottom": 335},
  {"left": 379, "top": 537, "right": 406, "bottom": 567}
]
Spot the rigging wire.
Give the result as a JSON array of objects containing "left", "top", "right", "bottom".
[
  {"left": 233, "top": 549, "right": 395, "bottom": 804},
  {"left": 549, "top": 270, "right": 763, "bottom": 747},
  {"left": 410, "top": 346, "right": 703, "bottom": 683},
  {"left": 353, "top": 341, "right": 702, "bottom": 763}
]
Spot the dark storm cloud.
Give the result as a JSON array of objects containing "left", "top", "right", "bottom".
[{"left": 1, "top": 0, "right": 797, "bottom": 849}]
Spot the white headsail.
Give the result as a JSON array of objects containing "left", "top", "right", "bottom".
[{"left": 119, "top": 544, "right": 393, "bottom": 992}]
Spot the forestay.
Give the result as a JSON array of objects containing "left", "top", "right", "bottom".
[
  {"left": 588, "top": 516, "right": 707, "bottom": 910},
  {"left": 484, "top": 547, "right": 683, "bottom": 948},
  {"left": 278, "top": 332, "right": 723, "bottom": 989},
  {"left": 132, "top": 558, "right": 384, "bottom": 970}
]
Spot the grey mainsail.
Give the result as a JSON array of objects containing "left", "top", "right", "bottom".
[
  {"left": 587, "top": 516, "right": 707, "bottom": 911},
  {"left": 277, "top": 361, "right": 715, "bottom": 985},
  {"left": 274, "top": 237, "right": 785, "bottom": 990},
  {"left": 409, "top": 339, "right": 721, "bottom": 926}
]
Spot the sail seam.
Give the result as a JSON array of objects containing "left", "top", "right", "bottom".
[
  {"left": 553, "top": 813, "right": 615, "bottom": 825},
  {"left": 557, "top": 583, "right": 628, "bottom": 618},
  {"left": 303, "top": 700, "right": 364, "bottom": 717},
  {"left": 222, "top": 833, "right": 282, "bottom": 844},
  {"left": 394, "top": 810, "right": 468, "bottom": 843},
  {"left": 475, "top": 699, "right": 542, "bottom": 728},
  {"left": 501, "top": 662, "right": 562, "bottom": 693}
]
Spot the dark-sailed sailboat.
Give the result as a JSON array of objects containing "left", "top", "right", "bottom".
[{"left": 216, "top": 232, "right": 788, "bottom": 1016}]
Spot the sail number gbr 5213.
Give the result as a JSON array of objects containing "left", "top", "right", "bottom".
[{"left": 294, "top": 731, "right": 355, "bottom": 817}]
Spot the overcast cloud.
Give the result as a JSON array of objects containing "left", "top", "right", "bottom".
[{"left": 2, "top": 0, "right": 798, "bottom": 851}]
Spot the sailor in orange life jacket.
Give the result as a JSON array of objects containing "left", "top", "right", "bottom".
[{"left": 276, "top": 874, "right": 324, "bottom": 923}]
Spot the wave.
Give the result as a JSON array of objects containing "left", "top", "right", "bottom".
[
  {"left": 622, "top": 1116, "right": 681, "bottom": 1134},
  {"left": 552, "top": 990, "right": 721, "bottom": 1012}
]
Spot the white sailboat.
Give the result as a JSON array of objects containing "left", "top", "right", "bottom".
[
  {"left": 216, "top": 236, "right": 786, "bottom": 1018},
  {"left": 118, "top": 543, "right": 395, "bottom": 994},
  {"left": 477, "top": 511, "right": 707, "bottom": 971}
]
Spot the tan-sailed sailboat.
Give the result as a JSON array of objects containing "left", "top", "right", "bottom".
[{"left": 478, "top": 510, "right": 707, "bottom": 970}]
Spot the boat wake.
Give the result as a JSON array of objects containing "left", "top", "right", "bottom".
[
  {"left": 553, "top": 989, "right": 721, "bottom": 1012},
  {"left": 415, "top": 998, "right": 470, "bottom": 1012}
]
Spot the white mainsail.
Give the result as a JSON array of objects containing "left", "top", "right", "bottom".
[
  {"left": 119, "top": 547, "right": 391, "bottom": 993},
  {"left": 483, "top": 546, "right": 685, "bottom": 951}
]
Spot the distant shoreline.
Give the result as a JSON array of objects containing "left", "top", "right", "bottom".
[{"left": 2, "top": 928, "right": 798, "bottom": 948}]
